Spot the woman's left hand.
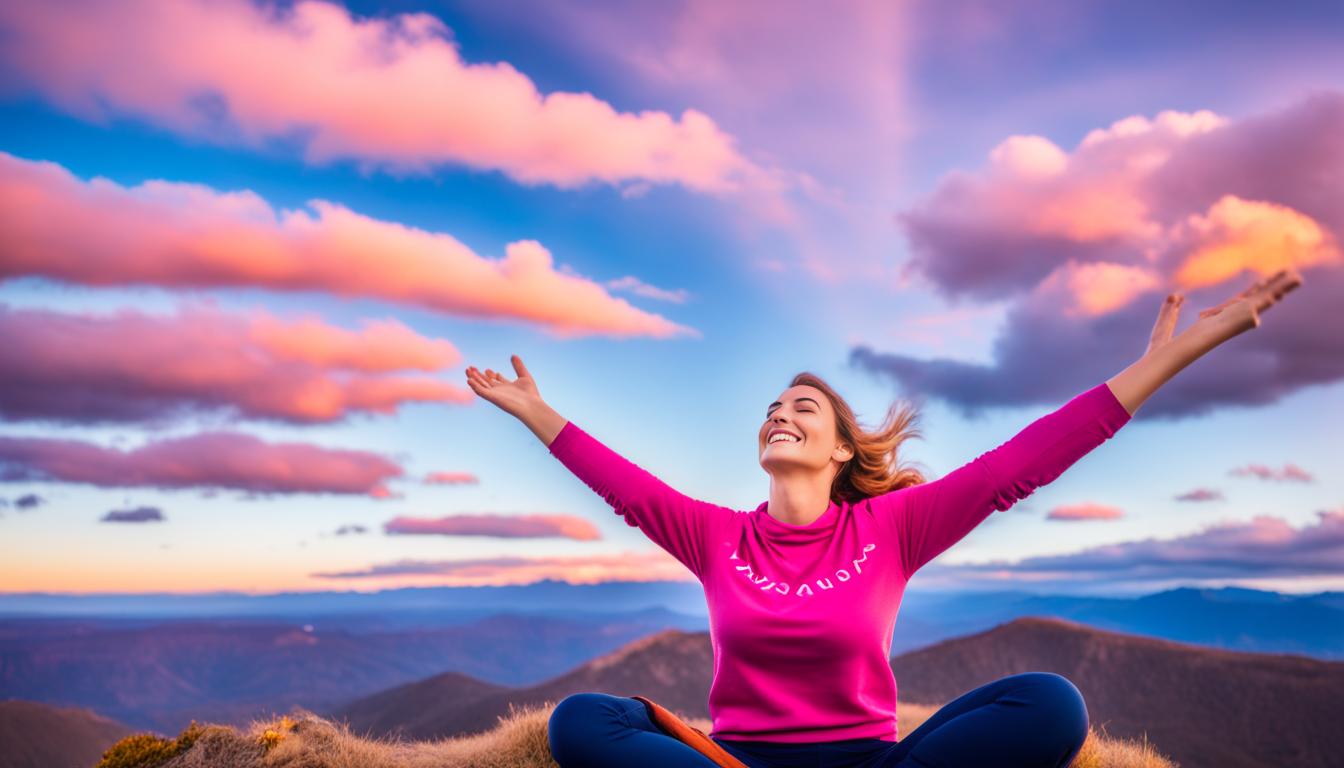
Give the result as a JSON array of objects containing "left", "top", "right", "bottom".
[{"left": 1146, "top": 267, "right": 1304, "bottom": 355}]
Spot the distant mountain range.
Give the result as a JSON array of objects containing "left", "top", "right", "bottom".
[
  {"left": 3, "top": 582, "right": 1339, "bottom": 659},
  {"left": 0, "top": 612, "right": 684, "bottom": 733},
  {"left": 2, "top": 617, "right": 1337, "bottom": 768}
]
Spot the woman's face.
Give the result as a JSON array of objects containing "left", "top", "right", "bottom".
[{"left": 759, "top": 384, "right": 847, "bottom": 475}]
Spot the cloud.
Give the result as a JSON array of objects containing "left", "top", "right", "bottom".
[
  {"left": 856, "top": 92, "right": 1344, "bottom": 418},
  {"left": 423, "top": 472, "right": 479, "bottom": 485},
  {"left": 449, "top": 0, "right": 913, "bottom": 276},
  {"left": 0, "top": 0, "right": 771, "bottom": 194},
  {"left": 1229, "top": 463, "right": 1314, "bottom": 483},
  {"left": 12, "top": 493, "right": 44, "bottom": 510},
  {"left": 1046, "top": 503, "right": 1123, "bottom": 521},
  {"left": 1174, "top": 488, "right": 1225, "bottom": 502},
  {"left": 604, "top": 275, "right": 691, "bottom": 303},
  {"left": 334, "top": 524, "right": 367, "bottom": 535},
  {"left": 0, "top": 432, "right": 401, "bottom": 496},
  {"left": 922, "top": 508, "right": 1344, "bottom": 588},
  {"left": 101, "top": 506, "right": 165, "bottom": 523},
  {"left": 0, "top": 301, "right": 471, "bottom": 425},
  {"left": 0, "top": 151, "right": 698, "bottom": 340},
  {"left": 310, "top": 549, "right": 695, "bottom": 584},
  {"left": 384, "top": 513, "right": 601, "bottom": 540}
]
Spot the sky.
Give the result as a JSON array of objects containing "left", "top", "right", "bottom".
[{"left": 0, "top": 0, "right": 1341, "bottom": 597}]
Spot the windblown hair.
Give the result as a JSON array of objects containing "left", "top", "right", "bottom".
[{"left": 786, "top": 372, "right": 927, "bottom": 504}]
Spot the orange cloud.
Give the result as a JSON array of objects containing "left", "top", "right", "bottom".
[
  {"left": 1046, "top": 503, "right": 1124, "bottom": 521},
  {"left": 384, "top": 514, "right": 601, "bottom": 540},
  {"left": 1172, "top": 195, "right": 1341, "bottom": 290},
  {"left": 423, "top": 472, "right": 479, "bottom": 485},
  {"left": 1033, "top": 261, "right": 1164, "bottom": 317},
  {"left": 0, "top": 432, "right": 403, "bottom": 496},
  {"left": 0, "top": 0, "right": 764, "bottom": 193},
  {"left": 0, "top": 152, "right": 697, "bottom": 339},
  {"left": 0, "top": 301, "right": 468, "bottom": 424}
]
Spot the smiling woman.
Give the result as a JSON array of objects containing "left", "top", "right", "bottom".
[
  {"left": 465, "top": 269, "right": 1305, "bottom": 768},
  {"left": 759, "top": 373, "right": 926, "bottom": 528}
]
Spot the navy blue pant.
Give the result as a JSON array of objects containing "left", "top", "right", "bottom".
[{"left": 548, "top": 671, "right": 1089, "bottom": 768}]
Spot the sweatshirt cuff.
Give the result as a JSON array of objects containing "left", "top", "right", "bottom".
[
  {"left": 1088, "top": 382, "right": 1133, "bottom": 431},
  {"left": 547, "top": 419, "right": 580, "bottom": 458}
]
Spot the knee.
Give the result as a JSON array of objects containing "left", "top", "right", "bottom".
[
  {"left": 1022, "top": 672, "right": 1089, "bottom": 746},
  {"left": 547, "top": 692, "right": 610, "bottom": 762}
]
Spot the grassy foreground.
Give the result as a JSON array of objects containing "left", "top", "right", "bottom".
[{"left": 96, "top": 700, "right": 1176, "bottom": 768}]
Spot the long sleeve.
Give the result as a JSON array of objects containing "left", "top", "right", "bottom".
[
  {"left": 868, "top": 382, "right": 1133, "bottom": 580},
  {"left": 547, "top": 420, "right": 734, "bottom": 583}
]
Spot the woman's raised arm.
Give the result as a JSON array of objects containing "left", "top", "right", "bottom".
[
  {"left": 872, "top": 268, "right": 1304, "bottom": 580},
  {"left": 465, "top": 355, "right": 732, "bottom": 583},
  {"left": 869, "top": 382, "right": 1132, "bottom": 580}
]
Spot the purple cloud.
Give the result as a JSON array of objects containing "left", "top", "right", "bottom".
[
  {"left": 1174, "top": 488, "right": 1225, "bottom": 502},
  {"left": 101, "top": 506, "right": 165, "bottom": 523},
  {"left": 384, "top": 514, "right": 602, "bottom": 540},
  {"left": 856, "top": 93, "right": 1344, "bottom": 419},
  {"left": 0, "top": 432, "right": 402, "bottom": 496},
  {"left": 1229, "top": 463, "right": 1314, "bottom": 483},
  {"left": 922, "top": 508, "right": 1344, "bottom": 588},
  {"left": 14, "top": 493, "right": 44, "bottom": 510}
]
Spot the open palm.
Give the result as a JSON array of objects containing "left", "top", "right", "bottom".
[
  {"left": 1147, "top": 267, "right": 1303, "bottom": 355},
  {"left": 465, "top": 354, "right": 544, "bottom": 419}
]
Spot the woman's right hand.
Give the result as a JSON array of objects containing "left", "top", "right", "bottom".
[{"left": 465, "top": 354, "right": 545, "bottom": 420}]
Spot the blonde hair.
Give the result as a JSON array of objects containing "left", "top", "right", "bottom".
[{"left": 785, "top": 372, "right": 927, "bottom": 504}]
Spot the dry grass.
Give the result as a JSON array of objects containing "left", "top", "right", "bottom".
[{"left": 97, "top": 700, "right": 1176, "bottom": 767}]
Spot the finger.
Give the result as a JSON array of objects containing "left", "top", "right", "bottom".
[
  {"left": 1199, "top": 295, "right": 1237, "bottom": 317},
  {"left": 1256, "top": 268, "right": 1303, "bottom": 309},
  {"left": 512, "top": 354, "right": 531, "bottom": 379},
  {"left": 1150, "top": 292, "right": 1183, "bottom": 348}
]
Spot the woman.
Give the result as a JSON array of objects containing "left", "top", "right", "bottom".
[{"left": 465, "top": 269, "right": 1301, "bottom": 768}]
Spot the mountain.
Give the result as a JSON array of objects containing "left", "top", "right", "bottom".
[
  {"left": 890, "top": 616, "right": 1341, "bottom": 768},
  {"left": 333, "top": 617, "right": 1339, "bottom": 768},
  {"left": 0, "top": 612, "right": 693, "bottom": 734},
  {"left": 332, "top": 628, "right": 714, "bottom": 741},
  {"left": 0, "top": 700, "right": 132, "bottom": 768},
  {"left": 890, "top": 585, "right": 1344, "bottom": 658}
]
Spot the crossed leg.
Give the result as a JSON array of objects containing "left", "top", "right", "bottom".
[
  {"left": 872, "top": 672, "right": 1091, "bottom": 768},
  {"left": 548, "top": 692, "right": 728, "bottom": 768}
]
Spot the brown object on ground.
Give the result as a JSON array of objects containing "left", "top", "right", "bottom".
[{"left": 630, "top": 695, "right": 749, "bottom": 768}]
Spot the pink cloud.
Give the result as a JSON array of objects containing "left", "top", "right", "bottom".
[
  {"left": 0, "top": 432, "right": 402, "bottom": 496},
  {"left": 855, "top": 92, "right": 1344, "bottom": 418},
  {"left": 423, "top": 472, "right": 479, "bottom": 485},
  {"left": 0, "top": 0, "right": 767, "bottom": 194},
  {"left": 1174, "top": 488, "right": 1225, "bottom": 503},
  {"left": 0, "top": 152, "right": 697, "bottom": 339},
  {"left": 1046, "top": 503, "right": 1124, "bottom": 521},
  {"left": 384, "top": 514, "right": 601, "bottom": 540},
  {"left": 919, "top": 508, "right": 1344, "bottom": 592},
  {"left": 450, "top": 0, "right": 913, "bottom": 276},
  {"left": 309, "top": 549, "right": 696, "bottom": 585},
  {"left": 0, "top": 302, "right": 470, "bottom": 425},
  {"left": 1230, "top": 464, "right": 1315, "bottom": 483}
]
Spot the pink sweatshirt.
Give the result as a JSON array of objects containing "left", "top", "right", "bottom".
[{"left": 546, "top": 382, "right": 1132, "bottom": 743}]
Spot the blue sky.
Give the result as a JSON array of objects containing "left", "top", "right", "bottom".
[{"left": 0, "top": 0, "right": 1340, "bottom": 595}]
